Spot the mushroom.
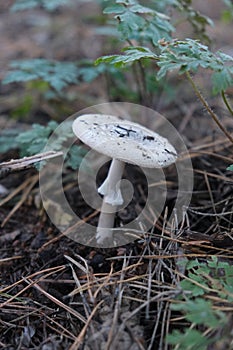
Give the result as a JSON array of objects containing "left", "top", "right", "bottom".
[{"left": 72, "top": 114, "right": 177, "bottom": 245}]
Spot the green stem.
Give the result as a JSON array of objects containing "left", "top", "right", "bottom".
[
  {"left": 186, "top": 71, "right": 233, "bottom": 144},
  {"left": 221, "top": 90, "right": 233, "bottom": 117},
  {"left": 127, "top": 39, "right": 150, "bottom": 105},
  {"left": 137, "top": 59, "right": 151, "bottom": 105}
]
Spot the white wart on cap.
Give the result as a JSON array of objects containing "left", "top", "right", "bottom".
[{"left": 72, "top": 114, "right": 177, "bottom": 168}]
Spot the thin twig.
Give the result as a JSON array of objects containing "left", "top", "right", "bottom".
[
  {"left": 1, "top": 174, "right": 39, "bottom": 227},
  {"left": 186, "top": 71, "right": 233, "bottom": 144},
  {"left": 0, "top": 151, "right": 63, "bottom": 178},
  {"left": 203, "top": 171, "right": 220, "bottom": 230},
  {"left": 38, "top": 209, "right": 100, "bottom": 252},
  {"left": 24, "top": 278, "right": 86, "bottom": 324},
  {"left": 0, "top": 176, "right": 33, "bottom": 207},
  {"left": 0, "top": 265, "right": 66, "bottom": 307},
  {"left": 221, "top": 90, "right": 233, "bottom": 117},
  {"left": 68, "top": 300, "right": 104, "bottom": 350}
]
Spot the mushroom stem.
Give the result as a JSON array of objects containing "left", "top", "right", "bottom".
[
  {"left": 98, "top": 159, "right": 125, "bottom": 205},
  {"left": 96, "top": 159, "right": 125, "bottom": 244}
]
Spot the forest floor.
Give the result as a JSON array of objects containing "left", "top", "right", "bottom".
[{"left": 0, "top": 1, "right": 233, "bottom": 349}]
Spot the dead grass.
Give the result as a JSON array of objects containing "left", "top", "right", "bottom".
[{"left": 1, "top": 138, "right": 233, "bottom": 348}]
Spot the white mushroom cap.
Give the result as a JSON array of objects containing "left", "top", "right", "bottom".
[{"left": 72, "top": 114, "right": 177, "bottom": 168}]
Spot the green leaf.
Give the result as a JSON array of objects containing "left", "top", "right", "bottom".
[
  {"left": 185, "top": 258, "right": 203, "bottom": 270},
  {"left": 103, "top": 0, "right": 173, "bottom": 44},
  {"left": 66, "top": 145, "right": 87, "bottom": 170},
  {"left": 16, "top": 121, "right": 58, "bottom": 156},
  {"left": 168, "top": 257, "right": 232, "bottom": 349},
  {"left": 3, "top": 59, "right": 79, "bottom": 93},
  {"left": 103, "top": 4, "right": 125, "bottom": 14},
  {"left": 95, "top": 46, "right": 157, "bottom": 68},
  {"left": 155, "top": 39, "right": 233, "bottom": 93},
  {"left": 0, "top": 129, "right": 20, "bottom": 153},
  {"left": 167, "top": 329, "right": 210, "bottom": 350},
  {"left": 217, "top": 51, "right": 233, "bottom": 62},
  {"left": 2, "top": 120, "right": 87, "bottom": 171},
  {"left": 116, "top": 0, "right": 137, "bottom": 5},
  {"left": 180, "top": 279, "right": 205, "bottom": 297},
  {"left": 130, "top": 4, "right": 157, "bottom": 14},
  {"left": 221, "top": 0, "right": 233, "bottom": 23},
  {"left": 11, "top": 94, "right": 33, "bottom": 119},
  {"left": 171, "top": 298, "right": 224, "bottom": 327},
  {"left": 11, "top": 0, "right": 69, "bottom": 12},
  {"left": 11, "top": 0, "right": 43, "bottom": 10},
  {"left": 212, "top": 68, "right": 233, "bottom": 94},
  {"left": 2, "top": 59, "right": 115, "bottom": 93},
  {"left": 43, "top": 0, "right": 68, "bottom": 11},
  {"left": 117, "top": 10, "right": 146, "bottom": 40}
]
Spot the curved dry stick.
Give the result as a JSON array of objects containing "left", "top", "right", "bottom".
[{"left": 186, "top": 71, "right": 233, "bottom": 144}]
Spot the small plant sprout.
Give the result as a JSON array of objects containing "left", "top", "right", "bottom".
[{"left": 72, "top": 114, "right": 177, "bottom": 245}]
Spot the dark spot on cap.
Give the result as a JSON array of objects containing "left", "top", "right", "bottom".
[
  {"left": 143, "top": 135, "right": 154, "bottom": 141},
  {"left": 165, "top": 148, "right": 177, "bottom": 156}
]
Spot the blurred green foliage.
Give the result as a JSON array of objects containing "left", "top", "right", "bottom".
[
  {"left": 4, "top": 0, "right": 221, "bottom": 106},
  {"left": 167, "top": 257, "right": 233, "bottom": 349},
  {"left": 11, "top": 0, "right": 69, "bottom": 12},
  {"left": 2, "top": 0, "right": 233, "bottom": 168}
]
